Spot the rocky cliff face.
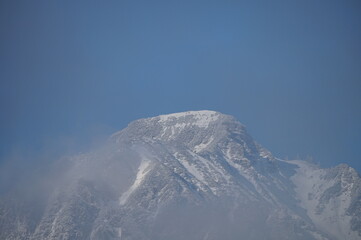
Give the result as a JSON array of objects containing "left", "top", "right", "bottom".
[{"left": 1, "top": 111, "right": 360, "bottom": 240}]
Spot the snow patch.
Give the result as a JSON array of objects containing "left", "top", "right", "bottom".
[
  {"left": 188, "top": 150, "right": 231, "bottom": 183},
  {"left": 119, "top": 157, "right": 151, "bottom": 205},
  {"left": 194, "top": 136, "right": 214, "bottom": 153},
  {"left": 175, "top": 152, "right": 205, "bottom": 184}
]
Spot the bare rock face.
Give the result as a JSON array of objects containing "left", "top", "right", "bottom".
[{"left": 1, "top": 111, "right": 360, "bottom": 240}]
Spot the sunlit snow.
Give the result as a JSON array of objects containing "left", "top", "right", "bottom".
[{"left": 119, "top": 157, "right": 151, "bottom": 205}]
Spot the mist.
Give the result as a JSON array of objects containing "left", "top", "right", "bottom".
[
  {"left": 0, "top": 133, "right": 141, "bottom": 239},
  {"left": 1, "top": 0, "right": 361, "bottom": 239}
]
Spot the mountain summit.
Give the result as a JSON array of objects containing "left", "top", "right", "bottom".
[{"left": 1, "top": 111, "right": 361, "bottom": 240}]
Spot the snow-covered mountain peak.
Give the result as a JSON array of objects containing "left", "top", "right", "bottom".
[
  {"left": 157, "top": 110, "right": 221, "bottom": 128},
  {"left": 111, "top": 110, "right": 246, "bottom": 151},
  {"left": 3, "top": 111, "right": 360, "bottom": 240}
]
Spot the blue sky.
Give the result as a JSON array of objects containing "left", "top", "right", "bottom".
[{"left": 1, "top": 0, "right": 361, "bottom": 172}]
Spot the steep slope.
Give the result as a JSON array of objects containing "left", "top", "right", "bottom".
[
  {"left": 290, "top": 160, "right": 361, "bottom": 239},
  {"left": 0, "top": 110, "right": 360, "bottom": 240}
]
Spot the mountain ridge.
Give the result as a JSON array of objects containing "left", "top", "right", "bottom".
[{"left": 1, "top": 111, "right": 360, "bottom": 240}]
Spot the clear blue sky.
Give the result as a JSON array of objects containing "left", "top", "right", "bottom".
[{"left": 1, "top": 0, "right": 360, "bottom": 172}]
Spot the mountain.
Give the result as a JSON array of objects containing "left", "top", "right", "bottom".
[{"left": 1, "top": 110, "right": 360, "bottom": 240}]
